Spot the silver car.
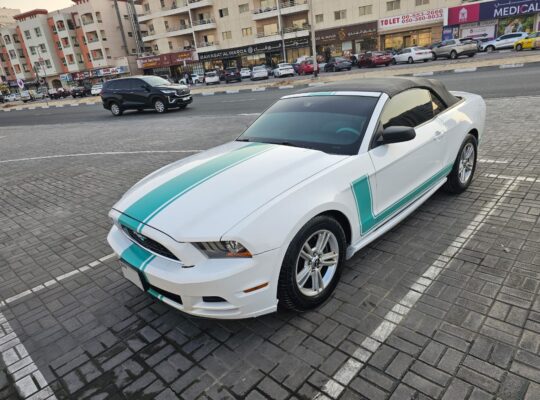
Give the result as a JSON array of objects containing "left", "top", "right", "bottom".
[{"left": 480, "top": 32, "right": 529, "bottom": 52}]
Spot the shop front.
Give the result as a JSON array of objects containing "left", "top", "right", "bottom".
[
  {"left": 443, "top": 0, "right": 540, "bottom": 41},
  {"left": 137, "top": 51, "right": 201, "bottom": 80},
  {"left": 198, "top": 38, "right": 311, "bottom": 70},
  {"left": 378, "top": 9, "right": 444, "bottom": 50},
  {"left": 315, "top": 21, "right": 377, "bottom": 58},
  {"left": 61, "top": 66, "right": 130, "bottom": 88}
]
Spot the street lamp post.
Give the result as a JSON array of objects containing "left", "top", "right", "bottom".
[
  {"left": 276, "top": 0, "right": 287, "bottom": 63},
  {"left": 308, "top": 0, "right": 318, "bottom": 78},
  {"left": 35, "top": 46, "right": 49, "bottom": 106}
]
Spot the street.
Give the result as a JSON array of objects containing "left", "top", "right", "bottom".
[{"left": 1, "top": 66, "right": 540, "bottom": 400}]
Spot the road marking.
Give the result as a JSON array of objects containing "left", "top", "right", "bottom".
[
  {"left": 238, "top": 113, "right": 261, "bottom": 116},
  {"left": 222, "top": 98, "right": 255, "bottom": 103},
  {"left": 308, "top": 82, "right": 325, "bottom": 87},
  {"left": 500, "top": 63, "right": 524, "bottom": 69},
  {"left": 454, "top": 67, "right": 477, "bottom": 73},
  {"left": 413, "top": 71, "right": 434, "bottom": 77},
  {"left": 313, "top": 177, "right": 519, "bottom": 399},
  {"left": 279, "top": 85, "right": 294, "bottom": 89},
  {"left": 202, "top": 92, "right": 215, "bottom": 96},
  {"left": 226, "top": 90, "right": 240, "bottom": 94},
  {"left": 251, "top": 87, "right": 266, "bottom": 92},
  {"left": 478, "top": 159, "right": 509, "bottom": 164},
  {"left": 69, "top": 103, "right": 80, "bottom": 107},
  {"left": 0, "top": 150, "right": 202, "bottom": 164}
]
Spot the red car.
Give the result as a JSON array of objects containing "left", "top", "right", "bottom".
[
  {"left": 297, "top": 60, "right": 320, "bottom": 75},
  {"left": 358, "top": 51, "right": 393, "bottom": 68}
]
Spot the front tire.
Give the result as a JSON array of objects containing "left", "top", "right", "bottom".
[
  {"left": 110, "top": 102, "right": 123, "bottom": 116},
  {"left": 278, "top": 216, "right": 346, "bottom": 312},
  {"left": 153, "top": 98, "right": 167, "bottom": 113},
  {"left": 407, "top": 57, "right": 414, "bottom": 64},
  {"left": 486, "top": 45, "right": 495, "bottom": 53},
  {"left": 450, "top": 50, "right": 458, "bottom": 59},
  {"left": 444, "top": 134, "right": 478, "bottom": 194},
  {"left": 516, "top": 44, "right": 523, "bottom": 51}
]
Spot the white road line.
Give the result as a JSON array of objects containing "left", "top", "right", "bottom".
[
  {"left": 308, "top": 82, "right": 325, "bottom": 87},
  {"left": 226, "top": 90, "right": 240, "bottom": 94},
  {"left": 238, "top": 113, "right": 261, "bottom": 116},
  {"left": 251, "top": 87, "right": 266, "bottom": 92},
  {"left": 478, "top": 159, "right": 509, "bottom": 164},
  {"left": 279, "top": 85, "right": 294, "bottom": 89},
  {"left": 0, "top": 150, "right": 202, "bottom": 164},
  {"left": 454, "top": 67, "right": 477, "bottom": 73},
  {"left": 313, "top": 177, "right": 519, "bottom": 399},
  {"left": 0, "top": 136, "right": 6, "bottom": 139},
  {"left": 413, "top": 72, "right": 434, "bottom": 77},
  {"left": 202, "top": 92, "right": 215, "bottom": 96},
  {"left": 500, "top": 63, "right": 524, "bottom": 69}
]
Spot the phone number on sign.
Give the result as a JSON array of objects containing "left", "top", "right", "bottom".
[{"left": 379, "top": 9, "right": 443, "bottom": 28}]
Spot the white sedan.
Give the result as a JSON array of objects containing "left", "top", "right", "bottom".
[
  {"left": 392, "top": 47, "right": 432, "bottom": 64},
  {"left": 204, "top": 71, "right": 220, "bottom": 85},
  {"left": 251, "top": 65, "right": 269, "bottom": 80},
  {"left": 273, "top": 63, "right": 295, "bottom": 77},
  {"left": 91, "top": 84, "right": 103, "bottom": 96},
  {"left": 240, "top": 68, "right": 252, "bottom": 79},
  {"left": 107, "top": 77, "right": 486, "bottom": 319}
]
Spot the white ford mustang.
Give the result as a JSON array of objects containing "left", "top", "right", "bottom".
[{"left": 108, "top": 77, "right": 486, "bottom": 319}]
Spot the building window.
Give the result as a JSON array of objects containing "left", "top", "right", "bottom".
[
  {"left": 415, "top": 0, "right": 429, "bottom": 5},
  {"left": 143, "top": 3, "right": 150, "bottom": 12},
  {"left": 153, "top": 44, "right": 158, "bottom": 51},
  {"left": 24, "top": 30, "right": 31, "bottom": 39},
  {"left": 3, "top": 35, "right": 11, "bottom": 44},
  {"left": 242, "top": 27, "right": 252, "bottom": 37},
  {"left": 45, "top": 59, "right": 52, "bottom": 68},
  {"left": 18, "top": 49, "right": 24, "bottom": 58},
  {"left": 14, "top": 64, "right": 21, "bottom": 73},
  {"left": 315, "top": 14, "right": 324, "bottom": 23},
  {"left": 39, "top": 44, "right": 47, "bottom": 53},
  {"left": 34, "top": 27, "right": 42, "bottom": 37},
  {"left": 168, "top": 41, "right": 173, "bottom": 49},
  {"left": 160, "top": 0, "right": 165, "bottom": 8},
  {"left": 222, "top": 31, "right": 232, "bottom": 40},
  {"left": 387, "top": 0, "right": 400, "bottom": 11},
  {"left": 219, "top": 8, "right": 229, "bottom": 17},
  {"left": 239, "top": 3, "right": 249, "bottom": 13},
  {"left": 359, "top": 5, "right": 373, "bottom": 16},
  {"left": 334, "top": 10, "right": 346, "bottom": 20},
  {"left": 8, "top": 50, "right": 15, "bottom": 59},
  {"left": 13, "top": 34, "right": 19, "bottom": 43},
  {"left": 67, "top": 54, "right": 74, "bottom": 64},
  {"left": 61, "top": 57, "right": 67, "bottom": 66},
  {"left": 148, "top": 23, "right": 154, "bottom": 33},
  {"left": 30, "top": 46, "right": 37, "bottom": 55},
  {"left": 128, "top": 31, "right": 133, "bottom": 37},
  {"left": 22, "top": 64, "right": 29, "bottom": 72}
]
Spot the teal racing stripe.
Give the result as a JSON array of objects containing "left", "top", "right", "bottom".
[
  {"left": 118, "top": 143, "right": 274, "bottom": 232},
  {"left": 351, "top": 164, "right": 453, "bottom": 235},
  {"left": 148, "top": 288, "right": 163, "bottom": 301},
  {"left": 120, "top": 243, "right": 153, "bottom": 271}
]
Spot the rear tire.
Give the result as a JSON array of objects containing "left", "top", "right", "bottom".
[
  {"left": 407, "top": 57, "right": 414, "bottom": 64},
  {"left": 278, "top": 216, "right": 346, "bottom": 312},
  {"left": 468, "top": 53, "right": 475, "bottom": 57},
  {"left": 486, "top": 46, "right": 495, "bottom": 53},
  {"left": 450, "top": 50, "right": 458, "bottom": 59},
  {"left": 110, "top": 102, "right": 123, "bottom": 116},
  {"left": 516, "top": 44, "right": 523, "bottom": 51},
  {"left": 432, "top": 52, "right": 437, "bottom": 60},
  {"left": 444, "top": 134, "right": 477, "bottom": 194},
  {"left": 153, "top": 98, "right": 167, "bottom": 113},
  {"left": 391, "top": 58, "right": 397, "bottom": 65}
]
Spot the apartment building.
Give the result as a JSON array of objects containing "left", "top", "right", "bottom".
[{"left": 0, "top": 0, "right": 144, "bottom": 91}]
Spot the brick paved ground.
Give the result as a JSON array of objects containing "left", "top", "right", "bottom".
[{"left": 0, "top": 95, "right": 539, "bottom": 399}]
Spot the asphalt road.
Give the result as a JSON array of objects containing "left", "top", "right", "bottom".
[{"left": 1, "top": 66, "right": 538, "bottom": 127}]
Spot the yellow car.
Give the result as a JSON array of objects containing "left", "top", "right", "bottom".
[{"left": 514, "top": 32, "right": 540, "bottom": 51}]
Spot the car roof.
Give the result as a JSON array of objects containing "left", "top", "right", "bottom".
[{"left": 295, "top": 77, "right": 459, "bottom": 107}]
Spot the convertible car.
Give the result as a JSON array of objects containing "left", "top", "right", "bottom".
[{"left": 108, "top": 77, "right": 486, "bottom": 319}]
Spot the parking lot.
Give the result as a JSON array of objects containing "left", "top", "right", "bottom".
[{"left": 1, "top": 66, "right": 540, "bottom": 400}]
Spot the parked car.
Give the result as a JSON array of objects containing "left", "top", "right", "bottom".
[
  {"left": 179, "top": 74, "right": 203, "bottom": 85},
  {"left": 297, "top": 59, "right": 319, "bottom": 75},
  {"left": 324, "top": 57, "right": 352, "bottom": 72},
  {"left": 48, "top": 88, "right": 66, "bottom": 99},
  {"left": 101, "top": 75, "right": 192, "bottom": 116},
  {"left": 72, "top": 86, "right": 91, "bottom": 98},
  {"left": 251, "top": 65, "right": 269, "bottom": 80},
  {"left": 273, "top": 63, "right": 295, "bottom": 77},
  {"left": 0, "top": 94, "right": 5, "bottom": 103},
  {"left": 431, "top": 39, "right": 477, "bottom": 60},
  {"left": 5, "top": 93, "right": 20, "bottom": 102},
  {"left": 240, "top": 68, "right": 252, "bottom": 79},
  {"left": 205, "top": 71, "right": 220, "bottom": 85},
  {"left": 91, "top": 84, "right": 103, "bottom": 96},
  {"left": 514, "top": 32, "right": 540, "bottom": 51},
  {"left": 358, "top": 51, "right": 393, "bottom": 68},
  {"left": 480, "top": 32, "right": 529, "bottom": 52},
  {"left": 20, "top": 90, "right": 34, "bottom": 103},
  {"left": 224, "top": 68, "right": 242, "bottom": 83},
  {"left": 106, "top": 77, "right": 486, "bottom": 318},
  {"left": 292, "top": 62, "right": 301, "bottom": 74},
  {"left": 392, "top": 47, "right": 432, "bottom": 64}
]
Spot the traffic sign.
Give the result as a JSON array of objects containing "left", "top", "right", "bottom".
[{"left": 16, "top": 78, "right": 24, "bottom": 89}]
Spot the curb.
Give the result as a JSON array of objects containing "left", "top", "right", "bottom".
[{"left": 2, "top": 60, "right": 539, "bottom": 112}]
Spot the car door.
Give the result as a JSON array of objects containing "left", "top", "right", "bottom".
[
  {"left": 497, "top": 34, "right": 513, "bottom": 49},
  {"left": 365, "top": 89, "right": 446, "bottom": 232},
  {"left": 128, "top": 78, "right": 150, "bottom": 107}
]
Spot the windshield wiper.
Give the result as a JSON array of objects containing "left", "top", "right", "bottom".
[{"left": 236, "top": 138, "right": 250, "bottom": 142}]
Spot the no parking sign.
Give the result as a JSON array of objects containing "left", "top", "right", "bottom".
[{"left": 16, "top": 78, "right": 25, "bottom": 89}]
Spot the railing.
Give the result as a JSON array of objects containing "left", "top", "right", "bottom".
[
  {"left": 282, "top": 24, "right": 310, "bottom": 33},
  {"left": 166, "top": 25, "right": 191, "bottom": 32},
  {"left": 280, "top": 0, "right": 308, "bottom": 9},
  {"left": 82, "top": 19, "right": 94, "bottom": 25},
  {"left": 192, "top": 18, "right": 215, "bottom": 26},
  {"left": 253, "top": 5, "right": 277, "bottom": 14},
  {"left": 256, "top": 31, "right": 279, "bottom": 38},
  {"left": 198, "top": 41, "right": 218, "bottom": 47}
]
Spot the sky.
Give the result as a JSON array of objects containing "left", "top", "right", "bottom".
[{"left": 0, "top": 0, "right": 73, "bottom": 13}]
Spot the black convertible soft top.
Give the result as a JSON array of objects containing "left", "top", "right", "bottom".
[{"left": 297, "top": 77, "right": 459, "bottom": 107}]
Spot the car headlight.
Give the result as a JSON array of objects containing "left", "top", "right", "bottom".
[
  {"left": 161, "top": 89, "right": 177, "bottom": 94},
  {"left": 195, "top": 241, "right": 252, "bottom": 258}
]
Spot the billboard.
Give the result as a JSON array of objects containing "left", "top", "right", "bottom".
[
  {"left": 479, "top": 0, "right": 540, "bottom": 20},
  {"left": 496, "top": 15, "right": 536, "bottom": 35},
  {"left": 447, "top": 4, "right": 481, "bottom": 25},
  {"left": 378, "top": 9, "right": 443, "bottom": 31}
]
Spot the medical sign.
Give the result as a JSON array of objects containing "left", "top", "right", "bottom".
[{"left": 480, "top": 0, "right": 540, "bottom": 20}]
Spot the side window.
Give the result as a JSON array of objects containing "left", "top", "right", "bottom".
[
  {"left": 446, "top": 40, "right": 455, "bottom": 46},
  {"left": 105, "top": 80, "right": 117, "bottom": 90},
  {"left": 128, "top": 79, "right": 143, "bottom": 90},
  {"left": 499, "top": 34, "right": 510, "bottom": 40},
  {"left": 431, "top": 92, "right": 446, "bottom": 117},
  {"left": 379, "top": 89, "right": 434, "bottom": 129}
]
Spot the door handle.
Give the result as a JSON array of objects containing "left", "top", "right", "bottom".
[{"left": 433, "top": 131, "right": 444, "bottom": 141}]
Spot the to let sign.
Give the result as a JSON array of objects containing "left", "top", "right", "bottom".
[{"left": 379, "top": 8, "right": 443, "bottom": 31}]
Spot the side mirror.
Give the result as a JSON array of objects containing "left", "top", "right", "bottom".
[{"left": 381, "top": 126, "right": 416, "bottom": 144}]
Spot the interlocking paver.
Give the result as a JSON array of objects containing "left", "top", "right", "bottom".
[{"left": 0, "top": 95, "right": 539, "bottom": 399}]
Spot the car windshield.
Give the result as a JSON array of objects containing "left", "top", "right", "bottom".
[
  {"left": 253, "top": 66, "right": 265, "bottom": 71},
  {"left": 140, "top": 76, "right": 171, "bottom": 86},
  {"left": 206, "top": 72, "right": 216, "bottom": 77},
  {"left": 237, "top": 95, "right": 378, "bottom": 155},
  {"left": 279, "top": 64, "right": 292, "bottom": 68}
]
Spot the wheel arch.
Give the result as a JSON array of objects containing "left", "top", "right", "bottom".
[{"left": 317, "top": 210, "right": 352, "bottom": 246}]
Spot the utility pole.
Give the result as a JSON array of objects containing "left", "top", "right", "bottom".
[
  {"left": 276, "top": 0, "right": 287, "bottom": 63},
  {"left": 308, "top": 0, "right": 318, "bottom": 77},
  {"left": 35, "top": 45, "right": 49, "bottom": 106}
]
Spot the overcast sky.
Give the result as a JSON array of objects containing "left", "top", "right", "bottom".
[{"left": 0, "top": 0, "right": 73, "bottom": 13}]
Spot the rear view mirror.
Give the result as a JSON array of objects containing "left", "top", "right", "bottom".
[{"left": 382, "top": 126, "right": 416, "bottom": 144}]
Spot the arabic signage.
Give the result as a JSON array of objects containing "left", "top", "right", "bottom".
[
  {"left": 447, "top": 4, "right": 481, "bottom": 25},
  {"left": 198, "top": 39, "right": 309, "bottom": 61},
  {"left": 61, "top": 66, "right": 129, "bottom": 82},
  {"left": 315, "top": 21, "right": 377, "bottom": 44},
  {"left": 378, "top": 9, "right": 444, "bottom": 31},
  {"left": 480, "top": 0, "right": 540, "bottom": 20},
  {"left": 137, "top": 51, "right": 194, "bottom": 68}
]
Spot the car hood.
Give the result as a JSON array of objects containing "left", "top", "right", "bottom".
[
  {"left": 113, "top": 141, "right": 347, "bottom": 241},
  {"left": 155, "top": 84, "right": 189, "bottom": 91}
]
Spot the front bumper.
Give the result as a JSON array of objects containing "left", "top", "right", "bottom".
[
  {"left": 166, "top": 95, "right": 193, "bottom": 106},
  {"left": 107, "top": 223, "right": 281, "bottom": 319}
]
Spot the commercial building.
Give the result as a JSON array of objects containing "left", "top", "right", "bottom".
[{"left": 0, "top": 0, "right": 145, "bottom": 91}]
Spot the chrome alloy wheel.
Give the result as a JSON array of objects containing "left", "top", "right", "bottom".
[
  {"left": 459, "top": 142, "right": 475, "bottom": 184},
  {"left": 295, "top": 230, "right": 339, "bottom": 297},
  {"left": 111, "top": 103, "right": 120, "bottom": 115},
  {"left": 154, "top": 99, "right": 166, "bottom": 113}
]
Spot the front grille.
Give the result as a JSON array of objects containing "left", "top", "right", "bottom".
[{"left": 121, "top": 225, "right": 179, "bottom": 261}]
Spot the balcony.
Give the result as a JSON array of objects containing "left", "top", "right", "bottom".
[
  {"left": 252, "top": 5, "right": 278, "bottom": 20},
  {"left": 282, "top": 24, "right": 310, "bottom": 40},
  {"left": 254, "top": 31, "right": 281, "bottom": 44},
  {"left": 192, "top": 18, "right": 216, "bottom": 31},
  {"left": 280, "top": 0, "right": 309, "bottom": 15},
  {"left": 142, "top": 25, "right": 193, "bottom": 42},
  {"left": 188, "top": 0, "right": 213, "bottom": 8},
  {"left": 138, "top": 1, "right": 189, "bottom": 22},
  {"left": 197, "top": 41, "right": 219, "bottom": 52}
]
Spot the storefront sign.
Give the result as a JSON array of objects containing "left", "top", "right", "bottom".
[
  {"left": 137, "top": 55, "right": 161, "bottom": 69},
  {"left": 460, "top": 24, "right": 496, "bottom": 40},
  {"left": 480, "top": 0, "right": 540, "bottom": 19},
  {"left": 171, "top": 50, "right": 193, "bottom": 63},
  {"left": 446, "top": 4, "right": 481, "bottom": 25},
  {"left": 137, "top": 51, "right": 194, "bottom": 68},
  {"left": 442, "top": 25, "right": 460, "bottom": 40},
  {"left": 378, "top": 9, "right": 443, "bottom": 31},
  {"left": 315, "top": 22, "right": 377, "bottom": 44},
  {"left": 198, "top": 40, "right": 308, "bottom": 61},
  {"left": 59, "top": 73, "right": 72, "bottom": 81},
  {"left": 8, "top": 80, "right": 18, "bottom": 87}
]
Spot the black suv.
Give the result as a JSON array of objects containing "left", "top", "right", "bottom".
[
  {"left": 101, "top": 75, "right": 192, "bottom": 116},
  {"left": 224, "top": 68, "right": 241, "bottom": 83}
]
